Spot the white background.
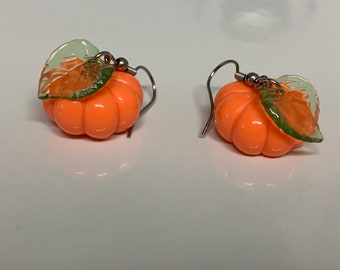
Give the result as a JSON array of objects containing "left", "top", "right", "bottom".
[{"left": 1, "top": 0, "right": 339, "bottom": 269}]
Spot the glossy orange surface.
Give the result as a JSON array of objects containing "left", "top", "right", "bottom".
[
  {"left": 214, "top": 81, "right": 301, "bottom": 157},
  {"left": 43, "top": 71, "right": 143, "bottom": 139}
]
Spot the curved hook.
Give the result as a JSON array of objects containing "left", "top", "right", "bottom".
[
  {"left": 135, "top": 66, "right": 157, "bottom": 115},
  {"left": 127, "top": 65, "right": 157, "bottom": 138},
  {"left": 201, "top": 60, "right": 240, "bottom": 137}
]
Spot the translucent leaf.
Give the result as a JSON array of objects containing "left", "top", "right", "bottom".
[
  {"left": 38, "top": 39, "right": 114, "bottom": 100},
  {"left": 259, "top": 75, "right": 323, "bottom": 142}
]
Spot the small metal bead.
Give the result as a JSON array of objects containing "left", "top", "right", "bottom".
[
  {"left": 115, "top": 57, "right": 129, "bottom": 71},
  {"left": 234, "top": 72, "right": 246, "bottom": 82},
  {"left": 244, "top": 72, "right": 259, "bottom": 86}
]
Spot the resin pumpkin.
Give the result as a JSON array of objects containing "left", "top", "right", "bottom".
[
  {"left": 212, "top": 75, "right": 322, "bottom": 157},
  {"left": 42, "top": 71, "right": 143, "bottom": 139},
  {"left": 38, "top": 39, "right": 153, "bottom": 139},
  {"left": 214, "top": 81, "right": 301, "bottom": 157}
]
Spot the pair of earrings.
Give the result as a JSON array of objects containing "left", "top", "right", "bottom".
[{"left": 38, "top": 39, "right": 323, "bottom": 157}]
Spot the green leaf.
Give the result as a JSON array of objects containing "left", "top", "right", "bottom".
[
  {"left": 259, "top": 75, "right": 323, "bottom": 142},
  {"left": 38, "top": 39, "right": 114, "bottom": 100}
]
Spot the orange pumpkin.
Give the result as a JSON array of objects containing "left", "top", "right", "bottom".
[
  {"left": 38, "top": 39, "right": 155, "bottom": 140},
  {"left": 42, "top": 71, "right": 143, "bottom": 139},
  {"left": 203, "top": 60, "right": 323, "bottom": 157},
  {"left": 214, "top": 81, "right": 302, "bottom": 157}
]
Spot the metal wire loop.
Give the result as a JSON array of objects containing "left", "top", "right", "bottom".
[
  {"left": 253, "top": 76, "right": 281, "bottom": 90},
  {"left": 91, "top": 51, "right": 116, "bottom": 65}
]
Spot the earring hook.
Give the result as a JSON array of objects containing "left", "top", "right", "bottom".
[
  {"left": 126, "top": 65, "right": 157, "bottom": 138},
  {"left": 201, "top": 60, "right": 240, "bottom": 137}
]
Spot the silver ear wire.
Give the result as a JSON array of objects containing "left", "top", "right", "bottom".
[
  {"left": 201, "top": 60, "right": 240, "bottom": 137},
  {"left": 127, "top": 65, "right": 157, "bottom": 138}
]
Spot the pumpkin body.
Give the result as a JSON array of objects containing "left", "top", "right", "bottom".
[
  {"left": 43, "top": 71, "right": 143, "bottom": 139},
  {"left": 214, "top": 81, "right": 301, "bottom": 157}
]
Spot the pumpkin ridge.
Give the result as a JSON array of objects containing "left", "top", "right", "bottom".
[
  {"left": 262, "top": 107, "right": 270, "bottom": 155},
  {"left": 221, "top": 93, "right": 254, "bottom": 143},
  {"left": 111, "top": 71, "right": 143, "bottom": 103},
  {"left": 253, "top": 99, "right": 272, "bottom": 154},
  {"left": 107, "top": 86, "right": 120, "bottom": 132},
  {"left": 81, "top": 98, "right": 86, "bottom": 134},
  {"left": 215, "top": 86, "right": 254, "bottom": 107}
]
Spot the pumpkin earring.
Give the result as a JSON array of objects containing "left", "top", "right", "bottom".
[
  {"left": 38, "top": 39, "right": 156, "bottom": 139},
  {"left": 201, "top": 60, "right": 323, "bottom": 157}
]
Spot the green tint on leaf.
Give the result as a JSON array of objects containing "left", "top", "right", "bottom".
[
  {"left": 70, "top": 65, "right": 114, "bottom": 100},
  {"left": 259, "top": 75, "right": 323, "bottom": 142},
  {"left": 38, "top": 39, "right": 114, "bottom": 100}
]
